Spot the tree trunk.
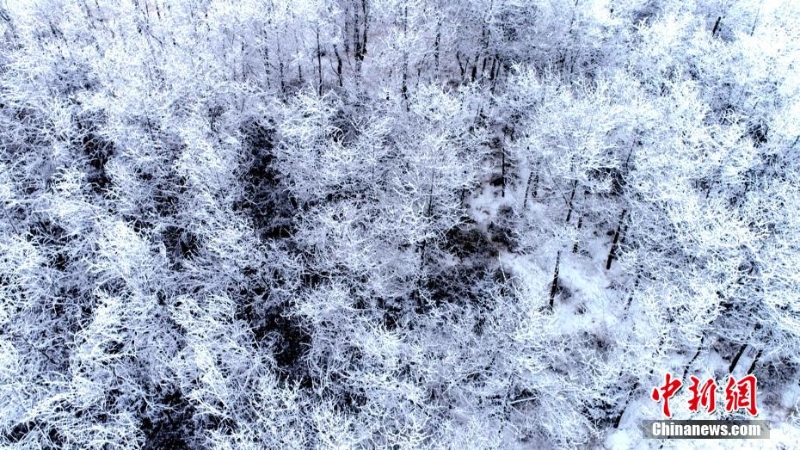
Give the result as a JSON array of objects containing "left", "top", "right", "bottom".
[
  {"left": 615, "top": 368, "right": 653, "bottom": 428},
  {"left": 276, "top": 33, "right": 287, "bottom": 94},
  {"left": 334, "top": 45, "right": 343, "bottom": 87},
  {"left": 501, "top": 147, "right": 505, "bottom": 198},
  {"left": 682, "top": 335, "right": 705, "bottom": 381},
  {"left": 279, "top": 60, "right": 285, "bottom": 93},
  {"left": 606, "top": 209, "right": 627, "bottom": 270},
  {"left": 729, "top": 343, "right": 748, "bottom": 374},
  {"left": 401, "top": 7, "right": 409, "bottom": 110},
  {"left": 565, "top": 181, "right": 577, "bottom": 223},
  {"left": 434, "top": 20, "right": 441, "bottom": 77},
  {"left": 490, "top": 54, "right": 501, "bottom": 93},
  {"left": 613, "top": 380, "right": 639, "bottom": 429},
  {"left": 361, "top": 0, "right": 369, "bottom": 56},
  {"left": 419, "top": 178, "right": 435, "bottom": 270},
  {"left": 615, "top": 338, "right": 662, "bottom": 428},
  {"left": 262, "top": 47, "right": 271, "bottom": 89},
  {"left": 353, "top": 4, "right": 362, "bottom": 74},
  {"left": 712, "top": 16, "right": 722, "bottom": 37},
  {"left": 572, "top": 215, "right": 583, "bottom": 253},
  {"left": 343, "top": 6, "right": 351, "bottom": 55},
  {"left": 747, "top": 349, "right": 762, "bottom": 375},
  {"left": 316, "top": 27, "right": 323, "bottom": 96},
  {"left": 549, "top": 251, "right": 561, "bottom": 309},
  {"left": 624, "top": 274, "right": 640, "bottom": 313},
  {"left": 353, "top": 5, "right": 360, "bottom": 58},
  {"left": 523, "top": 171, "right": 533, "bottom": 209}
]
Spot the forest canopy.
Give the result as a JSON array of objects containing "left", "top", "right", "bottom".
[{"left": 0, "top": 0, "right": 799, "bottom": 448}]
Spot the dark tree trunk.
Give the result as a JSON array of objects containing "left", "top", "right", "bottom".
[
  {"left": 361, "top": 0, "right": 369, "bottom": 56},
  {"left": 262, "top": 47, "right": 271, "bottom": 89},
  {"left": 279, "top": 60, "right": 285, "bottom": 93},
  {"left": 624, "top": 274, "right": 640, "bottom": 313},
  {"left": 316, "top": 28, "right": 323, "bottom": 96},
  {"left": 434, "top": 20, "right": 441, "bottom": 76},
  {"left": 613, "top": 380, "right": 639, "bottom": 429},
  {"left": 572, "top": 215, "right": 583, "bottom": 253},
  {"left": 353, "top": 5, "right": 360, "bottom": 58},
  {"left": 353, "top": 4, "right": 362, "bottom": 74},
  {"left": 615, "top": 339, "right": 661, "bottom": 428},
  {"left": 606, "top": 209, "right": 627, "bottom": 270},
  {"left": 494, "top": 56, "right": 503, "bottom": 80},
  {"left": 682, "top": 335, "right": 705, "bottom": 381},
  {"left": 523, "top": 171, "right": 534, "bottom": 209},
  {"left": 501, "top": 148, "right": 506, "bottom": 197},
  {"left": 615, "top": 367, "right": 654, "bottom": 428},
  {"left": 343, "top": 7, "right": 351, "bottom": 55},
  {"left": 565, "top": 181, "right": 577, "bottom": 223},
  {"left": 729, "top": 344, "right": 748, "bottom": 374},
  {"left": 419, "top": 180, "right": 435, "bottom": 270},
  {"left": 549, "top": 251, "right": 561, "bottom": 309},
  {"left": 712, "top": 16, "right": 722, "bottom": 37},
  {"left": 747, "top": 349, "right": 762, "bottom": 375},
  {"left": 334, "top": 45, "right": 343, "bottom": 87},
  {"left": 400, "top": 7, "right": 409, "bottom": 109}
]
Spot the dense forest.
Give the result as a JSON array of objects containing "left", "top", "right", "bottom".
[{"left": 0, "top": 0, "right": 799, "bottom": 448}]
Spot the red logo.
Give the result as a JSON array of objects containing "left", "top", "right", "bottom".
[
  {"left": 651, "top": 373, "right": 682, "bottom": 418},
  {"left": 652, "top": 373, "right": 759, "bottom": 417},
  {"left": 687, "top": 376, "right": 717, "bottom": 413},
  {"left": 724, "top": 374, "right": 758, "bottom": 416}
]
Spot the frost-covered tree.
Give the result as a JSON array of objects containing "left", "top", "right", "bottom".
[{"left": 1, "top": 0, "right": 800, "bottom": 448}]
